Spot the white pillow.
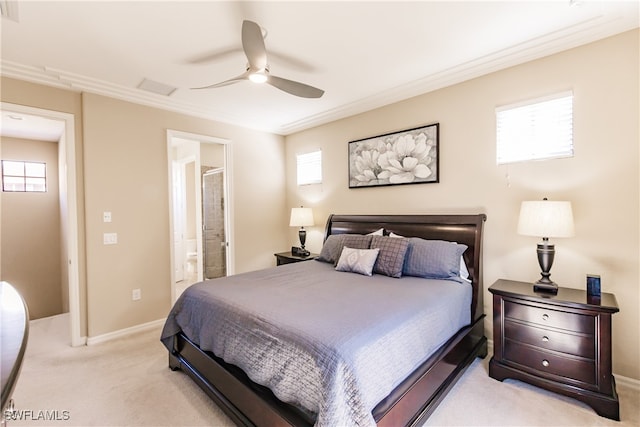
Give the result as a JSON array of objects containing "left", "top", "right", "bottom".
[
  {"left": 335, "top": 247, "right": 380, "bottom": 276},
  {"left": 460, "top": 258, "right": 470, "bottom": 280},
  {"left": 368, "top": 228, "right": 384, "bottom": 236}
]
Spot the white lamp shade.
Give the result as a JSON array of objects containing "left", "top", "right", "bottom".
[
  {"left": 289, "top": 207, "right": 314, "bottom": 227},
  {"left": 517, "top": 200, "right": 575, "bottom": 238}
]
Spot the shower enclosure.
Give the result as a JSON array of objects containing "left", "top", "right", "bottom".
[{"left": 202, "top": 167, "right": 226, "bottom": 279}]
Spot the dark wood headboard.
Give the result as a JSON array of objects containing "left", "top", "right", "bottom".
[{"left": 324, "top": 214, "right": 487, "bottom": 321}]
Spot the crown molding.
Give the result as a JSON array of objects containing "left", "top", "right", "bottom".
[
  {"left": 0, "top": 61, "right": 283, "bottom": 134},
  {"left": 2, "top": 10, "right": 636, "bottom": 136},
  {"left": 278, "top": 14, "right": 637, "bottom": 135}
]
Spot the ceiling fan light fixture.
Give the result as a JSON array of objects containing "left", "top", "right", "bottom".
[
  {"left": 193, "top": 20, "right": 324, "bottom": 98},
  {"left": 249, "top": 70, "right": 268, "bottom": 84}
]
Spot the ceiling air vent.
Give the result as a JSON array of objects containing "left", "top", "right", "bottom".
[
  {"left": 0, "top": 1, "right": 19, "bottom": 22},
  {"left": 137, "top": 78, "right": 177, "bottom": 97}
]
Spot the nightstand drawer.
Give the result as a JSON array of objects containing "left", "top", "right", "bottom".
[
  {"left": 504, "top": 320, "right": 595, "bottom": 358},
  {"left": 489, "top": 279, "right": 620, "bottom": 420},
  {"left": 504, "top": 340, "right": 596, "bottom": 385},
  {"left": 504, "top": 300, "right": 594, "bottom": 334}
]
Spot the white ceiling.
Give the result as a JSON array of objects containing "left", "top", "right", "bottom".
[
  {"left": 1, "top": 1, "right": 638, "bottom": 138},
  {"left": 1, "top": 109, "right": 65, "bottom": 142}
]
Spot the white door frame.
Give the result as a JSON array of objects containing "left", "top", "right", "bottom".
[
  {"left": 166, "top": 129, "right": 233, "bottom": 302},
  {"left": 171, "top": 158, "right": 187, "bottom": 283},
  {"left": 1, "top": 102, "right": 83, "bottom": 346}
]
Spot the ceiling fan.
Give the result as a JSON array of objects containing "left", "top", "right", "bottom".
[{"left": 192, "top": 20, "right": 324, "bottom": 99}]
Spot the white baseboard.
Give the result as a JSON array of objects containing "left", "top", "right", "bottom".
[
  {"left": 29, "top": 312, "right": 69, "bottom": 324},
  {"left": 485, "top": 339, "right": 639, "bottom": 391},
  {"left": 615, "top": 374, "right": 640, "bottom": 391},
  {"left": 73, "top": 336, "right": 88, "bottom": 347},
  {"left": 86, "top": 318, "right": 165, "bottom": 346}
]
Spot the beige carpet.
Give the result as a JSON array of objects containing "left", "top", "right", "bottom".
[{"left": 8, "top": 314, "right": 639, "bottom": 426}]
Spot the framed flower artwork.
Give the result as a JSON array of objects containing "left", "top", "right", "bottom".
[{"left": 348, "top": 123, "right": 439, "bottom": 188}]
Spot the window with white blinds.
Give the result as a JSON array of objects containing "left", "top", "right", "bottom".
[
  {"left": 2, "top": 160, "right": 47, "bottom": 192},
  {"left": 296, "top": 150, "right": 322, "bottom": 185},
  {"left": 496, "top": 92, "right": 574, "bottom": 164}
]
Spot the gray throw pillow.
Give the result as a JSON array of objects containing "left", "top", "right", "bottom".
[
  {"left": 316, "top": 234, "right": 373, "bottom": 264},
  {"left": 370, "top": 235, "right": 410, "bottom": 278}
]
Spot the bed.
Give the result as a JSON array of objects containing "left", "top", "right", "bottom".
[{"left": 162, "top": 213, "right": 487, "bottom": 426}]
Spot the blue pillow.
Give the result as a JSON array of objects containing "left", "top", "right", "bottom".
[
  {"left": 317, "top": 234, "right": 373, "bottom": 264},
  {"left": 370, "top": 235, "right": 409, "bottom": 278},
  {"left": 403, "top": 238, "right": 468, "bottom": 281}
]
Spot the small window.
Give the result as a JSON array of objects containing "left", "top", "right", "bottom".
[
  {"left": 496, "top": 92, "right": 574, "bottom": 164},
  {"left": 296, "top": 150, "right": 322, "bottom": 185},
  {"left": 2, "top": 160, "right": 47, "bottom": 192}
]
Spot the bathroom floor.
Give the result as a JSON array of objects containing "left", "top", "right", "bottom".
[{"left": 176, "top": 271, "right": 198, "bottom": 299}]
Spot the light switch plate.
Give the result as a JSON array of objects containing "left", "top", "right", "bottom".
[
  {"left": 103, "top": 211, "right": 112, "bottom": 223},
  {"left": 103, "top": 233, "right": 117, "bottom": 245}
]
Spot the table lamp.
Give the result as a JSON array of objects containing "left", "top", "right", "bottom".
[
  {"left": 289, "top": 207, "right": 314, "bottom": 256},
  {"left": 517, "top": 198, "right": 574, "bottom": 293}
]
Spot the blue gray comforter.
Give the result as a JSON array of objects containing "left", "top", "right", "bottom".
[{"left": 161, "top": 260, "right": 471, "bottom": 426}]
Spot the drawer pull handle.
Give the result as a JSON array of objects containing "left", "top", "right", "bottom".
[
  {"left": 542, "top": 314, "right": 549, "bottom": 321},
  {"left": 542, "top": 359, "right": 550, "bottom": 367},
  {"left": 542, "top": 336, "right": 549, "bottom": 342}
]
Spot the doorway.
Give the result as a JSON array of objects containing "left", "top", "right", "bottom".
[
  {"left": 166, "top": 130, "right": 233, "bottom": 302},
  {"left": 0, "top": 102, "right": 82, "bottom": 347}
]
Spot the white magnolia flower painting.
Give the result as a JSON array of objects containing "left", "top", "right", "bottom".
[{"left": 348, "top": 123, "right": 439, "bottom": 188}]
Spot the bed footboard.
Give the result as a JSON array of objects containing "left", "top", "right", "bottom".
[
  {"left": 170, "top": 333, "right": 312, "bottom": 427},
  {"left": 373, "top": 315, "right": 486, "bottom": 426},
  {"left": 169, "top": 315, "right": 486, "bottom": 427}
]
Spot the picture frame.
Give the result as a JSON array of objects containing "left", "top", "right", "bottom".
[{"left": 348, "top": 123, "right": 439, "bottom": 188}]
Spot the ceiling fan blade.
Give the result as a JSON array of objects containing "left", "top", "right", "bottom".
[
  {"left": 242, "top": 20, "right": 268, "bottom": 69},
  {"left": 267, "top": 75, "right": 324, "bottom": 98},
  {"left": 185, "top": 47, "right": 242, "bottom": 65},
  {"left": 190, "top": 71, "right": 250, "bottom": 90}
]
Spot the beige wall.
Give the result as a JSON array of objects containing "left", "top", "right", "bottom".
[
  {"left": 0, "top": 78, "right": 88, "bottom": 333},
  {"left": 81, "top": 93, "right": 287, "bottom": 337},
  {"left": 0, "top": 78, "right": 288, "bottom": 339},
  {"left": 285, "top": 30, "right": 639, "bottom": 380},
  {"left": 185, "top": 161, "right": 196, "bottom": 240},
  {"left": 1, "top": 137, "right": 63, "bottom": 319}
]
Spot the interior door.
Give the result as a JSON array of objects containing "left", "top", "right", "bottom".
[{"left": 202, "top": 168, "right": 226, "bottom": 279}]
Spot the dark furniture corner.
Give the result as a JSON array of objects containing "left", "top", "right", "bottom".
[
  {"left": 274, "top": 251, "right": 318, "bottom": 266},
  {"left": 489, "top": 279, "right": 619, "bottom": 420},
  {"left": 1, "top": 282, "right": 29, "bottom": 418}
]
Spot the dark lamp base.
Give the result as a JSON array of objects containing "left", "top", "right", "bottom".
[
  {"left": 534, "top": 240, "right": 558, "bottom": 294},
  {"left": 534, "top": 281, "right": 558, "bottom": 294}
]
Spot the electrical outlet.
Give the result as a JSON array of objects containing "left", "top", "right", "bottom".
[{"left": 132, "top": 289, "right": 141, "bottom": 301}]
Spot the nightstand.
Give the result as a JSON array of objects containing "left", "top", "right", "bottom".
[
  {"left": 489, "top": 279, "right": 619, "bottom": 420},
  {"left": 274, "top": 251, "right": 318, "bottom": 266}
]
